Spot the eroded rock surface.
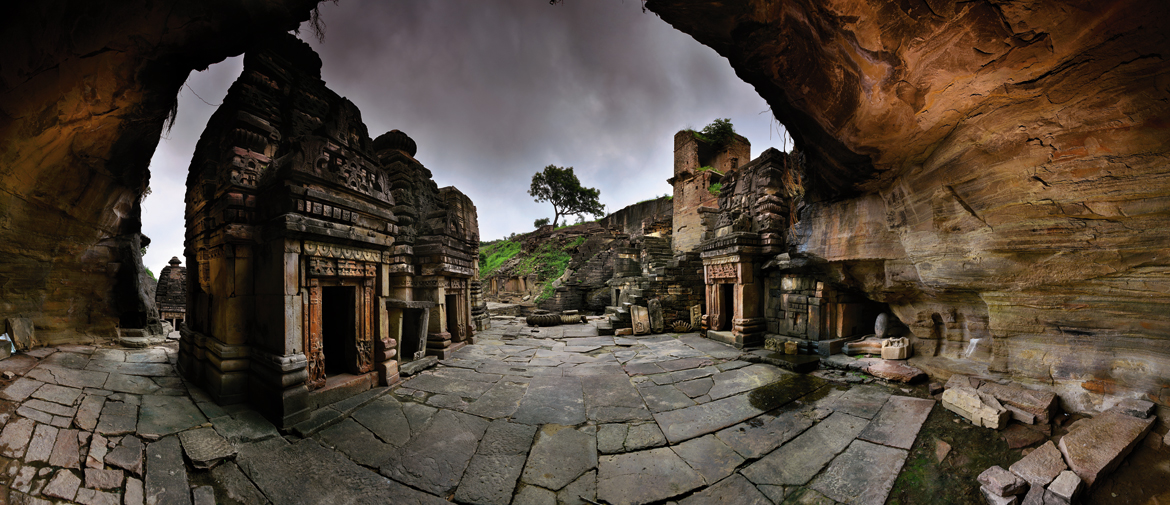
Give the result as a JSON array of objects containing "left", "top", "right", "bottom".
[{"left": 645, "top": 0, "right": 1170, "bottom": 409}]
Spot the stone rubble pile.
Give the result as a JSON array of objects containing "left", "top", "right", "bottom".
[{"left": 966, "top": 386, "right": 1158, "bottom": 505}]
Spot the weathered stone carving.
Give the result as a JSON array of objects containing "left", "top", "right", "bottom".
[{"left": 178, "top": 33, "right": 479, "bottom": 428}]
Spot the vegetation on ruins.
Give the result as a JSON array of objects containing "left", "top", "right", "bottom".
[
  {"left": 708, "top": 182, "right": 723, "bottom": 195},
  {"left": 479, "top": 239, "right": 521, "bottom": 277},
  {"left": 533, "top": 217, "right": 550, "bottom": 228},
  {"left": 687, "top": 118, "right": 736, "bottom": 150},
  {"left": 529, "top": 165, "right": 606, "bottom": 227},
  {"left": 695, "top": 165, "right": 723, "bottom": 176}
]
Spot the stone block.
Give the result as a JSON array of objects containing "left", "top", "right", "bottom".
[
  {"left": 1057, "top": 410, "right": 1154, "bottom": 487},
  {"left": 1107, "top": 398, "right": 1155, "bottom": 419},
  {"left": 978, "top": 466, "right": 1027, "bottom": 497},
  {"left": 977, "top": 382, "right": 1057, "bottom": 424},
  {"left": 1009, "top": 441, "right": 1066, "bottom": 487},
  {"left": 980, "top": 486, "right": 1019, "bottom": 505},
  {"left": 942, "top": 386, "right": 1009, "bottom": 429},
  {"left": 1045, "top": 470, "right": 1082, "bottom": 504}
]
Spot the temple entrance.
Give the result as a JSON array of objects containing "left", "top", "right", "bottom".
[
  {"left": 712, "top": 283, "right": 734, "bottom": 331},
  {"left": 446, "top": 294, "right": 461, "bottom": 341},
  {"left": 322, "top": 286, "right": 357, "bottom": 376}
]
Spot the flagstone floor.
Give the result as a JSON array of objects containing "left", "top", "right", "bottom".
[{"left": 0, "top": 317, "right": 944, "bottom": 505}]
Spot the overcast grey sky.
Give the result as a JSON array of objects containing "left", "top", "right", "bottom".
[{"left": 142, "top": 0, "right": 788, "bottom": 275}]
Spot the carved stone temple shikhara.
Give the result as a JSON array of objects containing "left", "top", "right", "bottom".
[{"left": 177, "top": 34, "right": 482, "bottom": 428}]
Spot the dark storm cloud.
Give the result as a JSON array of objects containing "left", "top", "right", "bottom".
[{"left": 143, "top": 0, "right": 786, "bottom": 273}]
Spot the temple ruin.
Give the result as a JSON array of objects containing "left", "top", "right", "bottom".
[
  {"left": 153, "top": 257, "right": 187, "bottom": 328},
  {"left": 177, "top": 34, "right": 481, "bottom": 428}
]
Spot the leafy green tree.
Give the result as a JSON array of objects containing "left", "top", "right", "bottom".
[
  {"left": 534, "top": 217, "right": 550, "bottom": 228},
  {"left": 691, "top": 118, "right": 736, "bottom": 150},
  {"left": 529, "top": 165, "right": 605, "bottom": 227}
]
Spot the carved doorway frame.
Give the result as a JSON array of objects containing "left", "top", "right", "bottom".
[{"left": 303, "top": 257, "right": 377, "bottom": 390}]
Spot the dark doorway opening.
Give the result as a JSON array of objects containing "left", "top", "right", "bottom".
[
  {"left": 322, "top": 286, "right": 356, "bottom": 376},
  {"left": 400, "top": 309, "right": 423, "bottom": 361},
  {"left": 446, "top": 294, "right": 463, "bottom": 341},
  {"left": 717, "top": 283, "right": 735, "bottom": 330}
]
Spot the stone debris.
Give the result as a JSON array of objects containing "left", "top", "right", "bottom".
[
  {"left": 1057, "top": 410, "right": 1154, "bottom": 488},
  {"left": 1045, "top": 470, "right": 1082, "bottom": 504},
  {"left": 1009, "top": 441, "right": 1067, "bottom": 487},
  {"left": 978, "top": 466, "right": 1027, "bottom": 497},
  {"left": 860, "top": 359, "right": 925, "bottom": 383},
  {"left": 980, "top": 485, "right": 1020, "bottom": 505},
  {"left": 42, "top": 468, "right": 82, "bottom": 501},
  {"left": 977, "top": 381, "right": 1058, "bottom": 425},
  {"left": 942, "top": 386, "right": 1010, "bottom": 429},
  {"left": 1107, "top": 398, "right": 1155, "bottom": 419},
  {"left": 178, "top": 427, "right": 237, "bottom": 469}
]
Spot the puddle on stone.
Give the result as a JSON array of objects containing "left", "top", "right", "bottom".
[{"left": 747, "top": 374, "right": 826, "bottom": 411}]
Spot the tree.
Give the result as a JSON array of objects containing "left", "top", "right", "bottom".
[
  {"left": 529, "top": 165, "right": 605, "bottom": 227},
  {"left": 534, "top": 217, "right": 550, "bottom": 228}
]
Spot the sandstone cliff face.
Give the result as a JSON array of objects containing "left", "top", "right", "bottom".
[
  {"left": 646, "top": 0, "right": 1170, "bottom": 411},
  {"left": 0, "top": 1, "right": 318, "bottom": 342}
]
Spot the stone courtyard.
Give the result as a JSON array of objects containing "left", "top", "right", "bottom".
[{"left": 0, "top": 316, "right": 962, "bottom": 505}]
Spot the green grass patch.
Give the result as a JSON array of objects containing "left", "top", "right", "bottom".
[
  {"left": 708, "top": 182, "right": 722, "bottom": 196},
  {"left": 696, "top": 165, "right": 723, "bottom": 176},
  {"left": 479, "top": 240, "right": 521, "bottom": 277}
]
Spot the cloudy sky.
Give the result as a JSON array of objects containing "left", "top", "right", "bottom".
[{"left": 141, "top": 0, "right": 788, "bottom": 275}]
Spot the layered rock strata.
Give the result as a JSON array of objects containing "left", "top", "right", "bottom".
[
  {"left": 0, "top": 1, "right": 320, "bottom": 342},
  {"left": 646, "top": 0, "right": 1170, "bottom": 411}
]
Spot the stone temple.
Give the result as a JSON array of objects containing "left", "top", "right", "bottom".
[
  {"left": 177, "top": 34, "right": 481, "bottom": 428},
  {"left": 153, "top": 257, "right": 187, "bottom": 328},
  {"left": 0, "top": 1, "right": 1167, "bottom": 503}
]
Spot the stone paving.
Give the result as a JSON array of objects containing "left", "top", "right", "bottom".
[{"left": 0, "top": 318, "right": 940, "bottom": 504}]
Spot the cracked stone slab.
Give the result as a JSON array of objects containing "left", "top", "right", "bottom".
[
  {"left": 30, "top": 384, "right": 83, "bottom": 406},
  {"left": 597, "top": 447, "right": 705, "bottom": 505},
  {"left": 85, "top": 361, "right": 174, "bottom": 377},
  {"left": 49, "top": 428, "right": 80, "bottom": 468},
  {"left": 74, "top": 395, "right": 105, "bottom": 432},
  {"left": 25, "top": 423, "right": 58, "bottom": 463},
  {"left": 464, "top": 379, "right": 530, "bottom": 420},
  {"left": 1057, "top": 411, "right": 1154, "bottom": 487},
  {"left": 104, "top": 373, "right": 161, "bottom": 395},
  {"left": 678, "top": 473, "right": 771, "bottom": 505},
  {"left": 23, "top": 398, "right": 77, "bottom": 417},
  {"left": 179, "top": 427, "right": 237, "bottom": 469},
  {"left": 511, "top": 376, "right": 586, "bottom": 426},
  {"left": 669, "top": 434, "right": 744, "bottom": 485},
  {"left": 29, "top": 364, "right": 110, "bottom": 390},
  {"left": 521, "top": 425, "right": 597, "bottom": 491},
  {"left": 145, "top": 436, "right": 191, "bottom": 505},
  {"left": 350, "top": 396, "right": 411, "bottom": 447},
  {"left": 137, "top": 395, "right": 206, "bottom": 439},
  {"left": 208, "top": 462, "right": 270, "bottom": 505},
  {"left": 829, "top": 384, "right": 892, "bottom": 420},
  {"left": 715, "top": 406, "right": 816, "bottom": 459},
  {"left": 597, "top": 424, "right": 628, "bottom": 454},
  {"left": 677, "top": 335, "right": 742, "bottom": 359},
  {"left": 380, "top": 409, "right": 489, "bottom": 495},
  {"left": 43, "top": 352, "right": 90, "bottom": 369},
  {"left": 623, "top": 422, "right": 666, "bottom": 451},
  {"left": 0, "top": 417, "right": 36, "bottom": 458},
  {"left": 638, "top": 384, "right": 695, "bottom": 413},
  {"left": 42, "top": 468, "right": 82, "bottom": 501},
  {"left": 857, "top": 396, "right": 936, "bottom": 450},
  {"left": 707, "top": 364, "right": 792, "bottom": 400},
  {"left": 104, "top": 435, "right": 144, "bottom": 476},
  {"left": 741, "top": 412, "right": 870, "bottom": 486},
  {"left": 583, "top": 374, "right": 652, "bottom": 423},
  {"left": 212, "top": 410, "right": 280, "bottom": 445},
  {"left": 85, "top": 468, "right": 124, "bottom": 490},
  {"left": 0, "top": 377, "right": 45, "bottom": 402},
  {"left": 314, "top": 419, "right": 394, "bottom": 468},
  {"left": 810, "top": 439, "right": 908, "bottom": 504},
  {"left": 402, "top": 373, "right": 493, "bottom": 399}
]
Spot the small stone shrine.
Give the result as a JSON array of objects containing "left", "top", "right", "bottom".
[
  {"left": 154, "top": 257, "right": 188, "bottom": 328},
  {"left": 178, "top": 34, "right": 480, "bottom": 428}
]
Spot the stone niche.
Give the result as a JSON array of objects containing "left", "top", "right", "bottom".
[{"left": 177, "top": 34, "right": 479, "bottom": 428}]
